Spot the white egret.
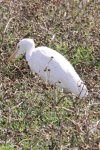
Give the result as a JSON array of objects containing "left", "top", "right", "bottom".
[{"left": 7, "top": 38, "right": 88, "bottom": 99}]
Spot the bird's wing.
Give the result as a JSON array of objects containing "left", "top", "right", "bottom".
[
  {"left": 28, "top": 47, "right": 69, "bottom": 84},
  {"left": 28, "top": 47, "right": 87, "bottom": 97}
]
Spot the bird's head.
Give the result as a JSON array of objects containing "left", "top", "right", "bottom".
[{"left": 7, "top": 39, "right": 35, "bottom": 63}]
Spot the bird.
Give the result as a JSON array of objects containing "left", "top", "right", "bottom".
[{"left": 7, "top": 38, "right": 88, "bottom": 99}]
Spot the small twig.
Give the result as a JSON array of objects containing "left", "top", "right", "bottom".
[
  {"left": 66, "top": 117, "right": 85, "bottom": 134},
  {"left": 11, "top": 102, "right": 23, "bottom": 110},
  {"left": 93, "top": 92, "right": 100, "bottom": 98},
  {"left": 43, "top": 57, "right": 54, "bottom": 87},
  {"left": 88, "top": 103, "right": 100, "bottom": 107},
  {"left": 5, "top": 107, "right": 11, "bottom": 145},
  {"left": 14, "top": 64, "right": 28, "bottom": 81},
  {"left": 56, "top": 106, "right": 74, "bottom": 112},
  {"left": 72, "top": 9, "right": 82, "bottom": 23},
  {"left": 4, "top": 17, "right": 15, "bottom": 33},
  {"left": 54, "top": 84, "right": 57, "bottom": 105}
]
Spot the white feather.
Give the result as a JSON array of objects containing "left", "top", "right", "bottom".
[{"left": 8, "top": 38, "right": 88, "bottom": 99}]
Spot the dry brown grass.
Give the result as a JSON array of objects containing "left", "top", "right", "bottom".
[{"left": 0, "top": 0, "right": 100, "bottom": 149}]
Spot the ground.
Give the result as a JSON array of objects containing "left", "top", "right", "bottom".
[{"left": 0, "top": 0, "right": 100, "bottom": 149}]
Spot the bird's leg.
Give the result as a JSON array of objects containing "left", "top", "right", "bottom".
[{"left": 54, "top": 83, "right": 57, "bottom": 105}]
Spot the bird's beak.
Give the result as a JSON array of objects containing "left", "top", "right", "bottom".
[{"left": 7, "top": 48, "right": 19, "bottom": 63}]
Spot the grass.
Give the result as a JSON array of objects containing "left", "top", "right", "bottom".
[{"left": 0, "top": 0, "right": 100, "bottom": 149}]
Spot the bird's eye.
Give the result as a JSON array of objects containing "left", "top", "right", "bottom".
[{"left": 17, "top": 45, "right": 20, "bottom": 49}]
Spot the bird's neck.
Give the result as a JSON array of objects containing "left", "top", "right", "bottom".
[{"left": 26, "top": 45, "right": 34, "bottom": 61}]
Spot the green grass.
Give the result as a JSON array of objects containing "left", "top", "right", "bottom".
[{"left": 0, "top": 0, "right": 100, "bottom": 149}]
